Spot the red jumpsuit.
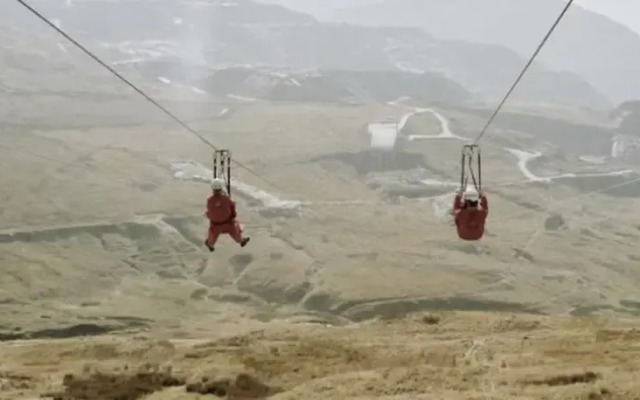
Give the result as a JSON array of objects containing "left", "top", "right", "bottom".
[
  {"left": 453, "top": 193, "right": 488, "bottom": 241},
  {"left": 205, "top": 192, "right": 244, "bottom": 246}
]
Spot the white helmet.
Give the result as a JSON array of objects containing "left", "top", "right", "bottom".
[
  {"left": 463, "top": 187, "right": 479, "bottom": 202},
  {"left": 211, "top": 178, "right": 224, "bottom": 191}
]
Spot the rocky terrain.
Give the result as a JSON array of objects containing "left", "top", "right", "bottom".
[{"left": 1, "top": 0, "right": 640, "bottom": 399}]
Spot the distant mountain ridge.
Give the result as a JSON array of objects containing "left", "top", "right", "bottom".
[
  {"left": 0, "top": 0, "right": 609, "bottom": 108},
  {"left": 332, "top": 0, "right": 640, "bottom": 104}
]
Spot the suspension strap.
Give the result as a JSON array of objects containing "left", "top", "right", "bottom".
[
  {"left": 478, "top": 148, "right": 482, "bottom": 190},
  {"left": 225, "top": 150, "right": 232, "bottom": 196},
  {"left": 212, "top": 152, "right": 217, "bottom": 194},
  {"left": 213, "top": 150, "right": 232, "bottom": 196},
  {"left": 460, "top": 148, "right": 467, "bottom": 191},
  {"left": 460, "top": 145, "right": 482, "bottom": 193},
  {"left": 467, "top": 151, "right": 480, "bottom": 192}
]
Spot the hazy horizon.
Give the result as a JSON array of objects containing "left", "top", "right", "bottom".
[
  {"left": 578, "top": 0, "right": 640, "bottom": 34},
  {"left": 258, "top": 0, "right": 640, "bottom": 36}
]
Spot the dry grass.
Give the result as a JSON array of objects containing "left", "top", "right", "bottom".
[
  {"left": 0, "top": 312, "right": 639, "bottom": 399},
  {"left": 1, "top": 100, "right": 640, "bottom": 399}
]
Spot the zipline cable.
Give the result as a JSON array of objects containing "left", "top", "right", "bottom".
[
  {"left": 474, "top": 0, "right": 575, "bottom": 143},
  {"left": 17, "top": 0, "right": 633, "bottom": 239},
  {"left": 14, "top": 0, "right": 289, "bottom": 193},
  {"left": 0, "top": 143, "right": 377, "bottom": 208}
]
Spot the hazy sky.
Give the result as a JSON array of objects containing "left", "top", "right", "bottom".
[{"left": 578, "top": 0, "right": 640, "bottom": 33}]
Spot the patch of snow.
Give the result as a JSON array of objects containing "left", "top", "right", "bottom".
[
  {"left": 101, "top": 40, "right": 194, "bottom": 67},
  {"left": 169, "top": 160, "right": 302, "bottom": 212},
  {"left": 430, "top": 193, "right": 456, "bottom": 222},
  {"left": 170, "top": 161, "right": 209, "bottom": 182},
  {"left": 155, "top": 219, "right": 186, "bottom": 237},
  {"left": 191, "top": 86, "right": 207, "bottom": 95},
  {"left": 270, "top": 71, "right": 289, "bottom": 78},
  {"left": 579, "top": 155, "right": 607, "bottom": 165},
  {"left": 233, "top": 180, "right": 302, "bottom": 210},
  {"left": 227, "top": 94, "right": 258, "bottom": 102},
  {"left": 169, "top": 160, "right": 372, "bottom": 213},
  {"left": 394, "top": 62, "right": 424, "bottom": 74},
  {"left": 611, "top": 134, "right": 640, "bottom": 160},
  {"left": 152, "top": 77, "right": 209, "bottom": 96},
  {"left": 387, "top": 96, "right": 410, "bottom": 106},
  {"left": 112, "top": 57, "right": 147, "bottom": 66},
  {"left": 612, "top": 136, "right": 625, "bottom": 158},
  {"left": 420, "top": 179, "right": 458, "bottom": 187},
  {"left": 101, "top": 40, "right": 172, "bottom": 58},
  {"left": 311, "top": 200, "right": 375, "bottom": 206}
]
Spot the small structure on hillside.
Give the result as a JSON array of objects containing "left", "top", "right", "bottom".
[
  {"left": 366, "top": 117, "right": 401, "bottom": 171},
  {"left": 368, "top": 117, "right": 399, "bottom": 150}
]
